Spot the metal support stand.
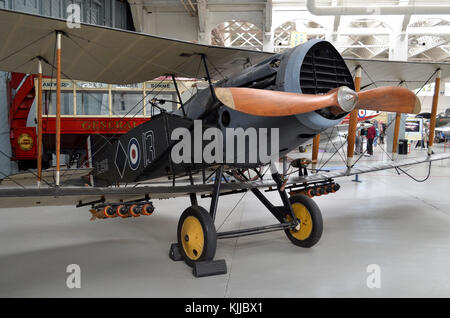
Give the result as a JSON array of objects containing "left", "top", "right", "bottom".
[{"left": 352, "top": 174, "right": 362, "bottom": 183}]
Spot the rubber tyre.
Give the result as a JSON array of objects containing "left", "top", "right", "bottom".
[
  {"left": 285, "top": 194, "right": 323, "bottom": 248},
  {"left": 177, "top": 206, "right": 217, "bottom": 267}
]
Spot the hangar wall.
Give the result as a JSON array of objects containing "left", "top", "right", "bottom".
[
  {"left": 0, "top": 0, "right": 134, "bottom": 29},
  {"left": 128, "top": 0, "right": 268, "bottom": 47}
]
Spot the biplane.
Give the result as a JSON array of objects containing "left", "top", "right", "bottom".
[{"left": 0, "top": 9, "right": 449, "bottom": 277}]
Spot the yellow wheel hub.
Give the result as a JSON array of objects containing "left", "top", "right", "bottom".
[
  {"left": 181, "top": 216, "right": 205, "bottom": 260},
  {"left": 287, "top": 203, "right": 313, "bottom": 240}
]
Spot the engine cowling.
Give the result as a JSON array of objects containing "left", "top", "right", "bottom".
[
  {"left": 178, "top": 40, "right": 356, "bottom": 161},
  {"left": 222, "top": 39, "right": 354, "bottom": 130}
]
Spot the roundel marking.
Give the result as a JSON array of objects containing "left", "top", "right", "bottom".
[
  {"left": 358, "top": 110, "right": 366, "bottom": 119},
  {"left": 128, "top": 138, "right": 141, "bottom": 170}
]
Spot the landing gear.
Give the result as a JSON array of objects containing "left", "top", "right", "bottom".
[
  {"left": 170, "top": 167, "right": 227, "bottom": 277},
  {"left": 177, "top": 205, "right": 217, "bottom": 267},
  {"left": 285, "top": 194, "right": 323, "bottom": 248},
  {"left": 171, "top": 164, "right": 325, "bottom": 277}
]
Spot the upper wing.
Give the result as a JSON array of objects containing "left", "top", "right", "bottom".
[
  {"left": 344, "top": 58, "right": 450, "bottom": 90},
  {"left": 1, "top": 8, "right": 449, "bottom": 87},
  {"left": 0, "top": 9, "right": 272, "bottom": 84}
]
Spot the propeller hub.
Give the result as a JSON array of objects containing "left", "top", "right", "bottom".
[{"left": 337, "top": 86, "right": 358, "bottom": 113}]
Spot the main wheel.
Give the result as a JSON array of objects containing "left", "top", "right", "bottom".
[
  {"left": 177, "top": 206, "right": 217, "bottom": 267},
  {"left": 285, "top": 194, "right": 323, "bottom": 248}
]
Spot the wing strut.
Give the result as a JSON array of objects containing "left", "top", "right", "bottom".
[
  {"left": 55, "top": 32, "right": 62, "bottom": 186},
  {"left": 201, "top": 54, "right": 216, "bottom": 100},
  {"left": 37, "top": 59, "right": 43, "bottom": 187},
  {"left": 171, "top": 75, "right": 186, "bottom": 117},
  {"left": 391, "top": 113, "right": 402, "bottom": 160},
  {"left": 391, "top": 81, "right": 409, "bottom": 160},
  {"left": 346, "top": 65, "right": 361, "bottom": 167},
  {"left": 427, "top": 69, "right": 441, "bottom": 155},
  {"left": 311, "top": 134, "right": 320, "bottom": 173}
]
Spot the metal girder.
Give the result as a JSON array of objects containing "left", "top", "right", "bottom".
[
  {"left": 148, "top": 1, "right": 450, "bottom": 62},
  {"left": 198, "top": 0, "right": 207, "bottom": 32},
  {"left": 409, "top": 36, "right": 450, "bottom": 58}
]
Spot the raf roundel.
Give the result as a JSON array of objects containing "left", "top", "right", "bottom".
[
  {"left": 358, "top": 109, "right": 366, "bottom": 119},
  {"left": 128, "top": 138, "right": 141, "bottom": 170}
]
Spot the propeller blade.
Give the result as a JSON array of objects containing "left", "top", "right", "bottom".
[
  {"left": 215, "top": 87, "right": 357, "bottom": 117},
  {"left": 356, "top": 86, "right": 421, "bottom": 114},
  {"left": 215, "top": 86, "right": 421, "bottom": 117}
]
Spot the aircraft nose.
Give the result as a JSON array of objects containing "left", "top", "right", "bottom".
[{"left": 337, "top": 86, "right": 358, "bottom": 113}]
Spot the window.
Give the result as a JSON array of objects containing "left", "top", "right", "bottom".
[
  {"left": 76, "top": 91, "right": 109, "bottom": 115},
  {"left": 38, "top": 79, "right": 189, "bottom": 118},
  {"left": 445, "top": 82, "right": 450, "bottom": 96},
  {"left": 147, "top": 93, "right": 176, "bottom": 116},
  {"left": 43, "top": 92, "right": 74, "bottom": 115},
  {"left": 112, "top": 92, "right": 144, "bottom": 116}
]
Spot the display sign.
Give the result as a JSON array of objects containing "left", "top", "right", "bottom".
[
  {"left": 146, "top": 82, "right": 175, "bottom": 90},
  {"left": 112, "top": 83, "right": 143, "bottom": 89},
  {"left": 77, "top": 82, "right": 108, "bottom": 89},
  {"left": 42, "top": 80, "right": 72, "bottom": 89},
  {"left": 405, "top": 117, "right": 423, "bottom": 141}
]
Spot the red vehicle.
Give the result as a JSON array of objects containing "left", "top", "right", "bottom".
[{"left": 7, "top": 73, "right": 183, "bottom": 169}]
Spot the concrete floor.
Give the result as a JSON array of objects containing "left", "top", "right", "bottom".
[{"left": 0, "top": 144, "right": 449, "bottom": 297}]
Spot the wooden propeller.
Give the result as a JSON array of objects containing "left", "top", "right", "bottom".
[{"left": 215, "top": 86, "right": 421, "bottom": 117}]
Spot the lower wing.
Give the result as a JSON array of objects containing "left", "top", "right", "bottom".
[{"left": 0, "top": 153, "right": 448, "bottom": 209}]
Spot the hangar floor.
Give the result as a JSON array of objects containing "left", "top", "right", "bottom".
[{"left": 0, "top": 144, "right": 449, "bottom": 297}]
